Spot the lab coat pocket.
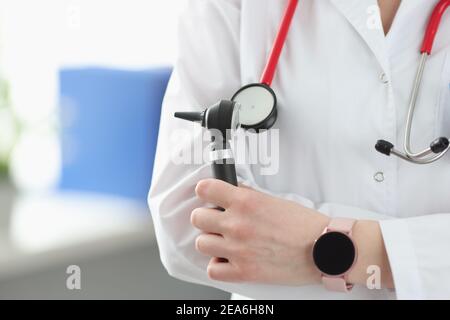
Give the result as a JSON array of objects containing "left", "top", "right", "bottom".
[{"left": 436, "top": 52, "right": 450, "bottom": 138}]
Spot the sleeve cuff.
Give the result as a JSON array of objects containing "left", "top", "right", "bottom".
[{"left": 379, "top": 219, "right": 424, "bottom": 299}]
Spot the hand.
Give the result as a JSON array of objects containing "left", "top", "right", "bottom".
[{"left": 191, "top": 179, "right": 330, "bottom": 286}]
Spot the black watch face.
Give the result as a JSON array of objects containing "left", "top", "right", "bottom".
[{"left": 312, "top": 232, "right": 356, "bottom": 276}]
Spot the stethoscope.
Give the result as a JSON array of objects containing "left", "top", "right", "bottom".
[
  {"left": 376, "top": 0, "right": 450, "bottom": 164},
  {"left": 233, "top": 0, "right": 450, "bottom": 165},
  {"left": 175, "top": 0, "right": 450, "bottom": 188},
  {"left": 230, "top": 0, "right": 299, "bottom": 131}
]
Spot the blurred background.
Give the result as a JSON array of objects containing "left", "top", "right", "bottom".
[{"left": 0, "top": 0, "right": 228, "bottom": 299}]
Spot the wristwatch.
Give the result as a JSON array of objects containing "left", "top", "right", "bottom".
[{"left": 312, "top": 218, "right": 357, "bottom": 292}]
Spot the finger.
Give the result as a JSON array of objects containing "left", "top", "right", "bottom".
[
  {"left": 238, "top": 183, "right": 253, "bottom": 190},
  {"left": 191, "top": 207, "right": 227, "bottom": 234},
  {"left": 207, "top": 258, "right": 242, "bottom": 282},
  {"left": 195, "top": 234, "right": 230, "bottom": 258},
  {"left": 195, "top": 179, "right": 237, "bottom": 209}
]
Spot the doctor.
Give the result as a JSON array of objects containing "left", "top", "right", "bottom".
[{"left": 149, "top": 0, "right": 450, "bottom": 299}]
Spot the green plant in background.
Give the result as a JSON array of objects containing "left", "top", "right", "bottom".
[{"left": 0, "top": 76, "right": 17, "bottom": 180}]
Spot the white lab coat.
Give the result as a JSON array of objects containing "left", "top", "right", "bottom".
[{"left": 149, "top": 0, "right": 450, "bottom": 299}]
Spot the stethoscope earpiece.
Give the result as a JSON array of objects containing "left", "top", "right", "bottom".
[
  {"left": 375, "top": 140, "right": 394, "bottom": 156},
  {"left": 430, "top": 137, "right": 450, "bottom": 154},
  {"left": 375, "top": 136, "right": 450, "bottom": 164}
]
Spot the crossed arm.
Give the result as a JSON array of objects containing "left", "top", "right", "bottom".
[{"left": 191, "top": 179, "right": 394, "bottom": 289}]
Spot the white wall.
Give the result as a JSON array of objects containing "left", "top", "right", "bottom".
[{"left": 0, "top": 0, "right": 185, "bottom": 190}]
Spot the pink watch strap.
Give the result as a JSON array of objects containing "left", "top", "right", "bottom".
[
  {"left": 321, "top": 218, "right": 356, "bottom": 293},
  {"left": 327, "top": 218, "right": 355, "bottom": 234},
  {"left": 322, "top": 276, "right": 353, "bottom": 292}
]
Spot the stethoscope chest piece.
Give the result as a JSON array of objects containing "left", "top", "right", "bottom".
[
  {"left": 231, "top": 83, "right": 278, "bottom": 131},
  {"left": 229, "top": 0, "right": 299, "bottom": 132}
]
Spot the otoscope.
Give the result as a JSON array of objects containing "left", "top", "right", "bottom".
[
  {"left": 175, "top": 100, "right": 240, "bottom": 187},
  {"left": 174, "top": 0, "right": 298, "bottom": 186}
]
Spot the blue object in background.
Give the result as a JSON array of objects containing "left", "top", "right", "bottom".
[{"left": 59, "top": 67, "right": 172, "bottom": 203}]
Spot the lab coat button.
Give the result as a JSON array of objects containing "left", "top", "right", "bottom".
[
  {"left": 374, "top": 172, "right": 385, "bottom": 182},
  {"left": 380, "top": 73, "right": 389, "bottom": 84}
]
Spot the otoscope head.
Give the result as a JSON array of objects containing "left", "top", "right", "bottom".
[
  {"left": 174, "top": 111, "right": 206, "bottom": 126},
  {"left": 174, "top": 100, "right": 239, "bottom": 138},
  {"left": 430, "top": 137, "right": 450, "bottom": 154},
  {"left": 375, "top": 140, "right": 394, "bottom": 156},
  {"left": 205, "top": 100, "right": 239, "bottom": 134}
]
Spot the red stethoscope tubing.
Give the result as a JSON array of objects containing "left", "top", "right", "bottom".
[
  {"left": 261, "top": 0, "right": 449, "bottom": 86},
  {"left": 421, "top": 0, "right": 450, "bottom": 54},
  {"left": 260, "top": 0, "right": 298, "bottom": 86}
]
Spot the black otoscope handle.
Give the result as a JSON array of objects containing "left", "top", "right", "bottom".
[
  {"left": 212, "top": 146, "right": 237, "bottom": 263},
  {"left": 210, "top": 140, "right": 238, "bottom": 187},
  {"left": 212, "top": 159, "right": 237, "bottom": 214},
  {"left": 210, "top": 141, "right": 238, "bottom": 214},
  {"left": 212, "top": 161, "right": 238, "bottom": 186}
]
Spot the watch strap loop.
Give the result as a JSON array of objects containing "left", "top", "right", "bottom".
[
  {"left": 322, "top": 276, "right": 354, "bottom": 292},
  {"left": 326, "top": 218, "right": 356, "bottom": 234}
]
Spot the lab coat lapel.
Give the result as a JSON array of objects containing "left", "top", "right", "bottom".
[
  {"left": 329, "top": 0, "right": 390, "bottom": 72},
  {"left": 386, "top": 0, "right": 440, "bottom": 59}
]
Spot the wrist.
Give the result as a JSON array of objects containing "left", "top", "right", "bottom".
[
  {"left": 309, "top": 217, "right": 394, "bottom": 291},
  {"left": 348, "top": 220, "right": 394, "bottom": 289}
]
